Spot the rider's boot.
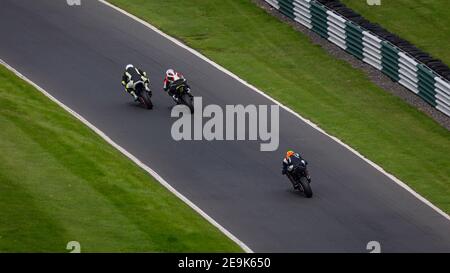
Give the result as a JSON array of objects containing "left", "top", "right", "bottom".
[
  {"left": 187, "top": 88, "right": 193, "bottom": 98},
  {"left": 130, "top": 91, "right": 139, "bottom": 102},
  {"left": 172, "top": 94, "right": 180, "bottom": 104},
  {"left": 145, "top": 82, "right": 151, "bottom": 92}
]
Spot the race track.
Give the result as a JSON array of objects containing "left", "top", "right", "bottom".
[{"left": 1, "top": 0, "right": 449, "bottom": 252}]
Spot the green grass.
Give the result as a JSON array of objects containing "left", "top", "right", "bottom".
[
  {"left": 0, "top": 65, "right": 242, "bottom": 252},
  {"left": 341, "top": 0, "right": 450, "bottom": 65},
  {"left": 107, "top": 0, "right": 450, "bottom": 213}
]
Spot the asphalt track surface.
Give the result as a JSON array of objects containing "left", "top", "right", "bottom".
[{"left": 1, "top": 0, "right": 449, "bottom": 252}]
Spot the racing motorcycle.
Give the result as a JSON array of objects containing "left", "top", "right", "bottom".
[
  {"left": 285, "top": 157, "right": 313, "bottom": 198},
  {"left": 134, "top": 80, "right": 153, "bottom": 110},
  {"left": 170, "top": 78, "right": 194, "bottom": 113}
]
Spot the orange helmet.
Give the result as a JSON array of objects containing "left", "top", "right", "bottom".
[{"left": 286, "top": 150, "right": 295, "bottom": 158}]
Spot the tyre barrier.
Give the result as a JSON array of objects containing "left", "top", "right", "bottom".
[{"left": 264, "top": 0, "right": 450, "bottom": 117}]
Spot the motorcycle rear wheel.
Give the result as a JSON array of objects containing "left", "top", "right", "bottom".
[
  {"left": 181, "top": 93, "right": 194, "bottom": 113},
  {"left": 298, "top": 177, "right": 313, "bottom": 198}
]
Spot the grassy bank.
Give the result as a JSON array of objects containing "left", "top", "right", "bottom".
[
  {"left": 0, "top": 65, "right": 242, "bottom": 252},
  {"left": 341, "top": 0, "right": 450, "bottom": 65},
  {"left": 108, "top": 0, "right": 450, "bottom": 213}
]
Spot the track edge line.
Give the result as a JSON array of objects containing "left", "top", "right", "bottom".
[{"left": 0, "top": 58, "right": 254, "bottom": 253}]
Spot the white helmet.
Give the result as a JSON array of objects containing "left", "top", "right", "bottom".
[
  {"left": 166, "top": 69, "right": 175, "bottom": 81},
  {"left": 125, "top": 64, "right": 134, "bottom": 70}
]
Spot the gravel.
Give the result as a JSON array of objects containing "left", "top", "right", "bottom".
[{"left": 252, "top": 0, "right": 450, "bottom": 130}]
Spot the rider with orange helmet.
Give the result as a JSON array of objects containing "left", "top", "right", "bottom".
[{"left": 282, "top": 150, "right": 311, "bottom": 182}]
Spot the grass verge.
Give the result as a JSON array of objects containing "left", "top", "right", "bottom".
[
  {"left": 341, "top": 0, "right": 450, "bottom": 66},
  {"left": 0, "top": 65, "right": 242, "bottom": 252},
  {"left": 107, "top": 0, "right": 450, "bottom": 213}
]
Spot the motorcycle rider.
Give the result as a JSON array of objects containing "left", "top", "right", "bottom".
[
  {"left": 282, "top": 150, "right": 311, "bottom": 188},
  {"left": 121, "top": 64, "right": 151, "bottom": 101},
  {"left": 163, "top": 68, "right": 192, "bottom": 103}
]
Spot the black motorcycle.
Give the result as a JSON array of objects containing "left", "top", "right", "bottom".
[
  {"left": 134, "top": 80, "right": 153, "bottom": 110},
  {"left": 171, "top": 78, "right": 194, "bottom": 113},
  {"left": 286, "top": 157, "right": 313, "bottom": 198}
]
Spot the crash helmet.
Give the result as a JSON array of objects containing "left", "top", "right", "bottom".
[
  {"left": 286, "top": 150, "right": 295, "bottom": 158},
  {"left": 166, "top": 69, "right": 176, "bottom": 82}
]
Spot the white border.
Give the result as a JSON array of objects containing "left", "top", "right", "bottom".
[
  {"left": 0, "top": 59, "right": 253, "bottom": 253},
  {"left": 98, "top": 0, "right": 450, "bottom": 221}
]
